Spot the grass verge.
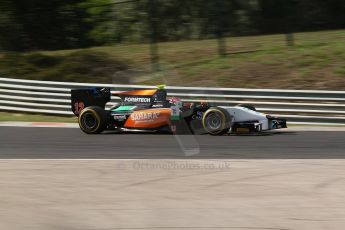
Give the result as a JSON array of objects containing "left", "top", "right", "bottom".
[
  {"left": 0, "top": 112, "right": 77, "bottom": 123},
  {"left": 1, "top": 30, "right": 345, "bottom": 89}
]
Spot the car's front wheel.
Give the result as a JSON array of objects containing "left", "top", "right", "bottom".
[{"left": 202, "top": 107, "right": 232, "bottom": 135}]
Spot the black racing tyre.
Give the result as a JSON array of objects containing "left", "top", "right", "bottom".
[
  {"left": 202, "top": 107, "right": 232, "bottom": 135},
  {"left": 237, "top": 104, "right": 256, "bottom": 111},
  {"left": 78, "top": 106, "right": 107, "bottom": 134}
]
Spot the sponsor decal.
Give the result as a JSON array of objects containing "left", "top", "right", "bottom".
[
  {"left": 124, "top": 97, "right": 151, "bottom": 103},
  {"left": 131, "top": 112, "right": 160, "bottom": 121},
  {"left": 192, "top": 111, "right": 204, "bottom": 120},
  {"left": 113, "top": 114, "right": 127, "bottom": 121}
]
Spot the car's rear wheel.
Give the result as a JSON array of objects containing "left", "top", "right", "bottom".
[
  {"left": 78, "top": 106, "right": 107, "bottom": 134},
  {"left": 202, "top": 107, "right": 232, "bottom": 135}
]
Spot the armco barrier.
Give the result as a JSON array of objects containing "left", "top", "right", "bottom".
[{"left": 1, "top": 77, "right": 345, "bottom": 125}]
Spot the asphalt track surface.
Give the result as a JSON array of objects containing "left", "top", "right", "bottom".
[{"left": 1, "top": 127, "right": 345, "bottom": 159}]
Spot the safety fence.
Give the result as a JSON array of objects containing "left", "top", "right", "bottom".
[{"left": 1, "top": 77, "right": 345, "bottom": 125}]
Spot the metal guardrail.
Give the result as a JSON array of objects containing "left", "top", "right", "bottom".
[{"left": 1, "top": 77, "right": 345, "bottom": 125}]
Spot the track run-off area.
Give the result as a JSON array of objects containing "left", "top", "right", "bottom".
[{"left": 1, "top": 125, "right": 345, "bottom": 230}]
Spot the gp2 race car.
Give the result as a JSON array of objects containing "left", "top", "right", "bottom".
[{"left": 71, "top": 86, "right": 287, "bottom": 135}]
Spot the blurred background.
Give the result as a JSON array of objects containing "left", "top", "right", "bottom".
[{"left": 1, "top": 0, "right": 345, "bottom": 89}]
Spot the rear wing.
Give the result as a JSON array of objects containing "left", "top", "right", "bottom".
[
  {"left": 113, "top": 89, "right": 168, "bottom": 106},
  {"left": 71, "top": 88, "right": 111, "bottom": 116}
]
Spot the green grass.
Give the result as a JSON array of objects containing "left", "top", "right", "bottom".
[
  {"left": 1, "top": 30, "right": 345, "bottom": 89},
  {"left": 0, "top": 112, "right": 77, "bottom": 123},
  {"left": 0, "top": 51, "right": 128, "bottom": 83}
]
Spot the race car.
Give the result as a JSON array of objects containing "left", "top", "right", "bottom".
[{"left": 71, "top": 86, "right": 287, "bottom": 135}]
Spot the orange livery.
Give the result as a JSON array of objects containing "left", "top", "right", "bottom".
[{"left": 124, "top": 108, "right": 171, "bottom": 129}]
